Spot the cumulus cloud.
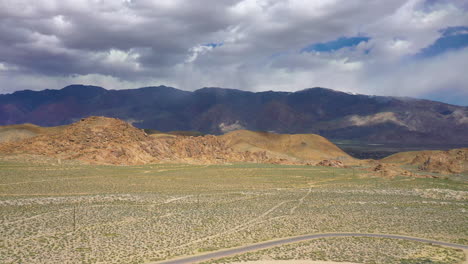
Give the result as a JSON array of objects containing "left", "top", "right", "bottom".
[{"left": 0, "top": 0, "right": 467, "bottom": 105}]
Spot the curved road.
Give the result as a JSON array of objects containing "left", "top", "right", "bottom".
[{"left": 153, "top": 233, "right": 468, "bottom": 264}]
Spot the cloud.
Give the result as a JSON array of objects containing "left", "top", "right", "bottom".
[
  {"left": 0, "top": 0, "right": 467, "bottom": 105},
  {"left": 185, "top": 43, "right": 223, "bottom": 63}
]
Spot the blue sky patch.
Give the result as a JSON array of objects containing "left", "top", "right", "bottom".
[
  {"left": 203, "top": 42, "right": 223, "bottom": 48},
  {"left": 301, "top": 36, "right": 370, "bottom": 53},
  {"left": 416, "top": 26, "right": 468, "bottom": 58},
  {"left": 421, "top": 87, "right": 468, "bottom": 106}
]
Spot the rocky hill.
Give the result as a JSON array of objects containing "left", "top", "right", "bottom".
[
  {"left": 0, "top": 116, "right": 348, "bottom": 165},
  {"left": 382, "top": 148, "right": 468, "bottom": 174},
  {"left": 1, "top": 85, "right": 467, "bottom": 147},
  {"left": 0, "top": 117, "right": 155, "bottom": 164}
]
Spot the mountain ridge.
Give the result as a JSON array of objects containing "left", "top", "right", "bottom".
[
  {"left": 1, "top": 85, "right": 467, "bottom": 146},
  {"left": 4, "top": 85, "right": 461, "bottom": 105}
]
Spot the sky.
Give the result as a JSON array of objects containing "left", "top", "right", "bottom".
[{"left": 0, "top": 0, "right": 467, "bottom": 105}]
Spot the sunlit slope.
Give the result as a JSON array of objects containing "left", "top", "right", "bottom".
[
  {"left": 0, "top": 123, "right": 65, "bottom": 143},
  {"left": 221, "top": 130, "right": 353, "bottom": 163}
]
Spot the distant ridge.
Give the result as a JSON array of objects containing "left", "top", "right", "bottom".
[{"left": 1, "top": 85, "right": 467, "bottom": 146}]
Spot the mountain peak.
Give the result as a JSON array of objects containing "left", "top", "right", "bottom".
[
  {"left": 137, "top": 85, "right": 177, "bottom": 91},
  {"left": 296, "top": 87, "right": 348, "bottom": 94},
  {"left": 62, "top": 84, "right": 107, "bottom": 92},
  {"left": 195, "top": 87, "right": 251, "bottom": 94}
]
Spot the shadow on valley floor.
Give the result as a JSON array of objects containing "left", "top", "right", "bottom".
[{"left": 331, "top": 139, "right": 468, "bottom": 159}]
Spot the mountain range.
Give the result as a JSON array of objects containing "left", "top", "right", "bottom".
[{"left": 1, "top": 85, "right": 467, "bottom": 147}]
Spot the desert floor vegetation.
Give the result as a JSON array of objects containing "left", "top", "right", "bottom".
[
  {"left": 0, "top": 158, "right": 467, "bottom": 263},
  {"left": 203, "top": 237, "right": 466, "bottom": 264}
]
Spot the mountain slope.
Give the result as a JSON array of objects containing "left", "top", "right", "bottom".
[
  {"left": 220, "top": 130, "right": 352, "bottom": 162},
  {"left": 1, "top": 85, "right": 467, "bottom": 145}
]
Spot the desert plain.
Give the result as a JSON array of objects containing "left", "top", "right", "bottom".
[{"left": 0, "top": 157, "right": 467, "bottom": 264}]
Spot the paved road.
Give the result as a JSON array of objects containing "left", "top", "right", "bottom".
[{"left": 153, "top": 233, "right": 468, "bottom": 264}]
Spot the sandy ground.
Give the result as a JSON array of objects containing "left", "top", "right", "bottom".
[{"left": 228, "top": 261, "right": 360, "bottom": 264}]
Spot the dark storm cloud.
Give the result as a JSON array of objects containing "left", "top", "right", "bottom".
[
  {"left": 0, "top": 0, "right": 240, "bottom": 76},
  {"left": 0, "top": 0, "right": 467, "bottom": 105}
]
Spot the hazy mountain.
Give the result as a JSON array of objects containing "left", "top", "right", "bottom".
[{"left": 1, "top": 84, "right": 467, "bottom": 145}]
